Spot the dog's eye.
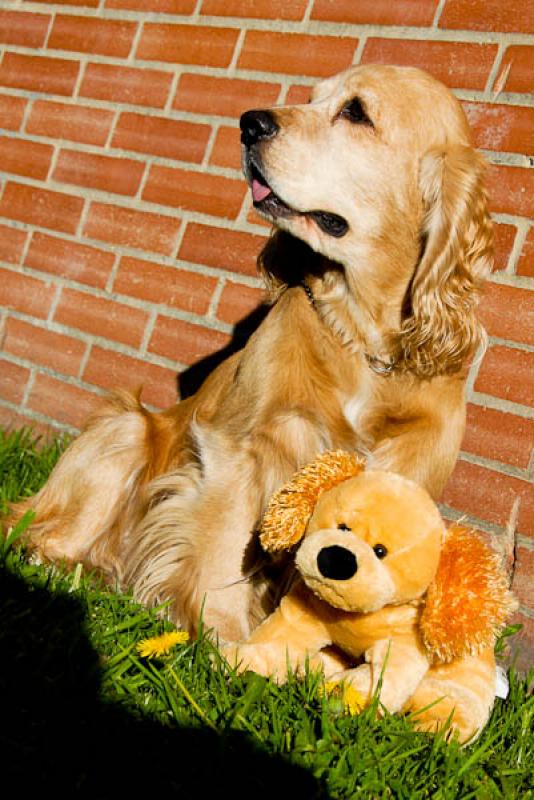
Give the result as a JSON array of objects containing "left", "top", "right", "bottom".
[
  {"left": 337, "top": 522, "right": 351, "bottom": 531},
  {"left": 373, "top": 544, "right": 388, "bottom": 559},
  {"left": 339, "top": 97, "right": 373, "bottom": 127}
]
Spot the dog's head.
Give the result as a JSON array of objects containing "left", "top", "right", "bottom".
[
  {"left": 294, "top": 470, "right": 444, "bottom": 613},
  {"left": 241, "top": 65, "right": 493, "bottom": 375}
]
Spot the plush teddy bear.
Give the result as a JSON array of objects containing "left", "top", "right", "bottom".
[{"left": 223, "top": 451, "right": 517, "bottom": 743}]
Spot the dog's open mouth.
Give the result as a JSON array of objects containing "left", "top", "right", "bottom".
[
  {"left": 249, "top": 160, "right": 295, "bottom": 220},
  {"left": 246, "top": 157, "right": 349, "bottom": 238}
]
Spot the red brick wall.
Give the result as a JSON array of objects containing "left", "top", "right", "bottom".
[{"left": 0, "top": 1, "right": 532, "bottom": 664}]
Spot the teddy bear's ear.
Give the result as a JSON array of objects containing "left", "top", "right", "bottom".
[
  {"left": 420, "top": 525, "right": 518, "bottom": 663},
  {"left": 260, "top": 450, "right": 364, "bottom": 553}
]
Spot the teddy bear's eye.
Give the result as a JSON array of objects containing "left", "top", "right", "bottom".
[
  {"left": 373, "top": 544, "right": 388, "bottom": 559},
  {"left": 337, "top": 523, "right": 351, "bottom": 531}
]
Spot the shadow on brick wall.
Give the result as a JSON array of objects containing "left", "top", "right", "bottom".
[{"left": 178, "top": 304, "right": 270, "bottom": 400}]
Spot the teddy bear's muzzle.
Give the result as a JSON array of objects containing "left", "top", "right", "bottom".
[{"left": 316, "top": 545, "right": 357, "bottom": 580}]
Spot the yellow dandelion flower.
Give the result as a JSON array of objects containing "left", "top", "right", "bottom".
[
  {"left": 322, "top": 680, "right": 365, "bottom": 715},
  {"left": 136, "top": 630, "right": 190, "bottom": 658}
]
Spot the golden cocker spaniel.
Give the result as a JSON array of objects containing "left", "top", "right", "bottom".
[{"left": 9, "top": 65, "right": 492, "bottom": 642}]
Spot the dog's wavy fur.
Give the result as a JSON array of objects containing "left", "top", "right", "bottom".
[{"left": 8, "top": 65, "right": 492, "bottom": 643}]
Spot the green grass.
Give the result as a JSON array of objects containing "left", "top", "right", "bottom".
[{"left": 1, "top": 427, "right": 532, "bottom": 798}]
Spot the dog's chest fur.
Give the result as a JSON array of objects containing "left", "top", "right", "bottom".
[{"left": 340, "top": 365, "right": 375, "bottom": 442}]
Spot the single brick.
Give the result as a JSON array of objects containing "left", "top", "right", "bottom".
[
  {"left": 246, "top": 204, "right": 272, "bottom": 228},
  {"left": 137, "top": 23, "right": 238, "bottom": 67},
  {"left": 172, "top": 73, "right": 281, "bottom": 118},
  {"left": 0, "top": 223, "right": 27, "bottom": 265},
  {"left": 475, "top": 345, "right": 534, "bottom": 408},
  {"left": 83, "top": 345, "right": 178, "bottom": 408},
  {"left": 512, "top": 548, "right": 534, "bottom": 607},
  {"left": 26, "top": 100, "right": 114, "bottom": 147},
  {"left": 0, "top": 267, "right": 56, "bottom": 319},
  {"left": 486, "top": 164, "right": 534, "bottom": 218},
  {"left": 149, "top": 314, "right": 230, "bottom": 364},
  {"left": 462, "top": 101, "right": 534, "bottom": 155},
  {"left": 492, "top": 223, "right": 517, "bottom": 272},
  {"left": 25, "top": 231, "right": 114, "bottom": 289},
  {"left": 3, "top": 317, "right": 86, "bottom": 377},
  {"left": 0, "top": 182, "right": 84, "bottom": 235},
  {"left": 0, "top": 53, "right": 80, "bottom": 97},
  {"left": 0, "top": 10, "right": 51, "bottom": 48},
  {"left": 28, "top": 373, "right": 103, "bottom": 429},
  {"left": 238, "top": 31, "right": 357, "bottom": 77},
  {"left": 80, "top": 63, "right": 173, "bottom": 108},
  {"left": 0, "top": 405, "right": 54, "bottom": 439},
  {"left": 0, "top": 94, "right": 27, "bottom": 132},
  {"left": 463, "top": 403, "right": 534, "bottom": 469},
  {"left": 442, "top": 459, "right": 530, "bottom": 532},
  {"left": 201, "top": 0, "right": 307, "bottom": 21},
  {"left": 285, "top": 84, "right": 313, "bottom": 105},
  {"left": 112, "top": 113, "right": 211, "bottom": 164},
  {"left": 216, "top": 281, "right": 265, "bottom": 325},
  {"left": 84, "top": 201, "right": 181, "bottom": 255},
  {"left": 439, "top": 0, "right": 534, "bottom": 35},
  {"left": 479, "top": 282, "right": 534, "bottom": 346},
  {"left": 54, "top": 287, "right": 149, "bottom": 348},
  {"left": 209, "top": 126, "right": 242, "bottom": 171},
  {"left": 179, "top": 222, "right": 266, "bottom": 277},
  {"left": 517, "top": 227, "right": 533, "bottom": 278},
  {"left": 48, "top": 14, "right": 137, "bottom": 58},
  {"left": 0, "top": 358, "right": 31, "bottom": 405},
  {"left": 31, "top": 0, "right": 99, "bottom": 6},
  {"left": 105, "top": 0, "right": 195, "bottom": 10},
  {"left": 361, "top": 38, "right": 497, "bottom": 90},
  {"left": 498, "top": 46, "right": 533, "bottom": 94},
  {"left": 113, "top": 256, "right": 217, "bottom": 315},
  {"left": 0, "top": 136, "right": 53, "bottom": 181},
  {"left": 53, "top": 148, "right": 145, "bottom": 196},
  {"left": 312, "top": 0, "right": 437, "bottom": 25},
  {"left": 143, "top": 165, "right": 246, "bottom": 219}
]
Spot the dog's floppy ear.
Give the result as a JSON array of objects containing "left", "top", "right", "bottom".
[
  {"left": 399, "top": 146, "right": 493, "bottom": 376},
  {"left": 420, "top": 526, "right": 517, "bottom": 663},
  {"left": 260, "top": 451, "right": 364, "bottom": 553}
]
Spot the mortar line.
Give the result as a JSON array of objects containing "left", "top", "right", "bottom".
[
  {"left": 206, "top": 276, "right": 226, "bottom": 320},
  {"left": 139, "top": 308, "right": 158, "bottom": 356},
  {"left": 458, "top": 451, "right": 532, "bottom": 484},
  {"left": 77, "top": 339, "right": 93, "bottom": 381},
  {"left": 432, "top": 0, "right": 448, "bottom": 28},
  {"left": 228, "top": 27, "right": 247, "bottom": 75},
  {"left": 21, "top": 366, "right": 37, "bottom": 408},
  {"left": 505, "top": 220, "right": 529, "bottom": 275}
]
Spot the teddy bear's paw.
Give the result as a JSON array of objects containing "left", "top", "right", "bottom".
[
  {"left": 329, "top": 665, "right": 373, "bottom": 707},
  {"left": 219, "top": 642, "right": 293, "bottom": 682},
  {"left": 404, "top": 676, "right": 493, "bottom": 744}
]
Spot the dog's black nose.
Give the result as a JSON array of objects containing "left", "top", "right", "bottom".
[
  {"left": 240, "top": 110, "right": 279, "bottom": 147},
  {"left": 317, "top": 546, "right": 357, "bottom": 581}
]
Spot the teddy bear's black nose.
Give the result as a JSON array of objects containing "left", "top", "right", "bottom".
[{"left": 317, "top": 546, "right": 357, "bottom": 580}]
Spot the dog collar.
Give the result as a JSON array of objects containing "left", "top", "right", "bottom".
[{"left": 301, "top": 282, "right": 397, "bottom": 376}]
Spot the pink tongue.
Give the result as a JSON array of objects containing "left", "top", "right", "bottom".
[{"left": 252, "top": 178, "right": 272, "bottom": 203}]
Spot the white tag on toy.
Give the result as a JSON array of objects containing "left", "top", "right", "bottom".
[{"left": 495, "top": 665, "right": 509, "bottom": 699}]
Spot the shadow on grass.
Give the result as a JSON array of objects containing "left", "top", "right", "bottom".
[{"left": 0, "top": 566, "right": 327, "bottom": 798}]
